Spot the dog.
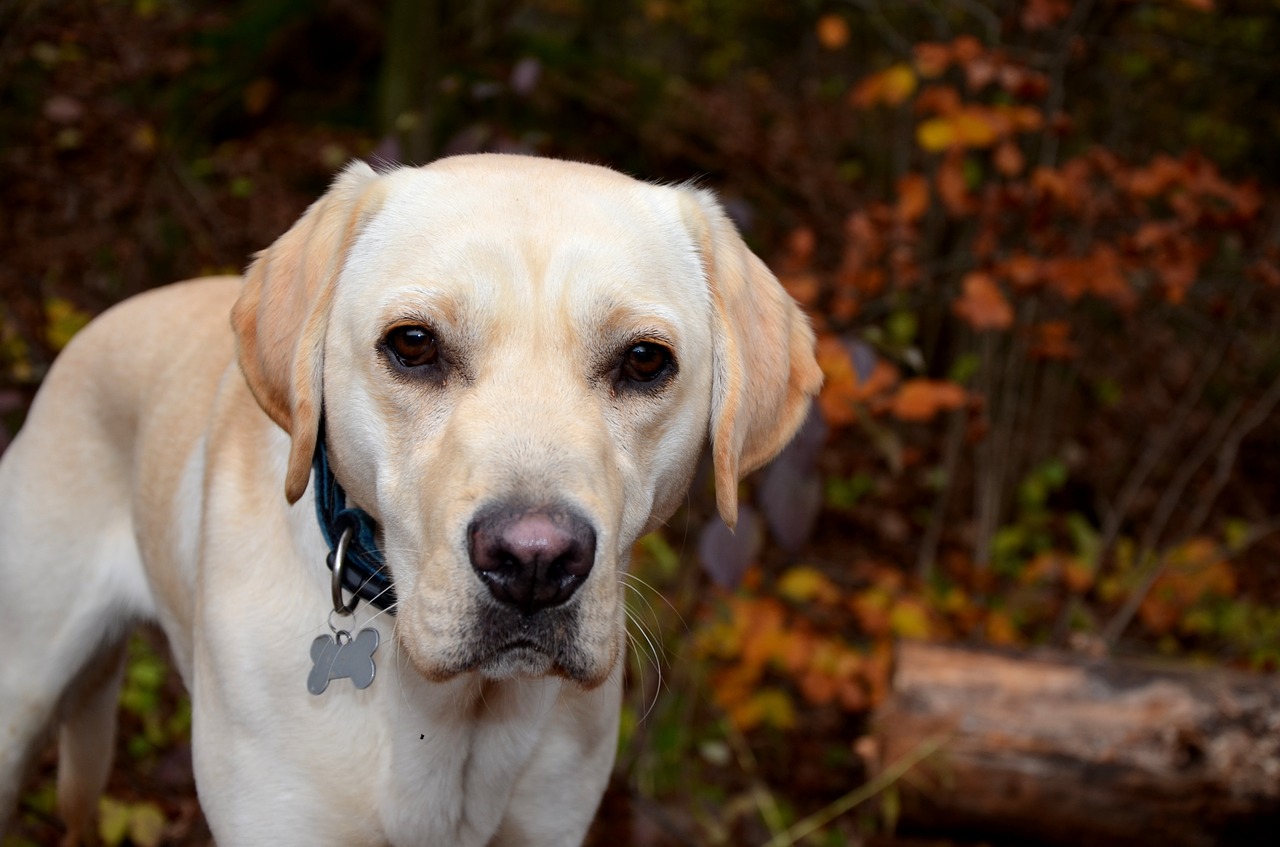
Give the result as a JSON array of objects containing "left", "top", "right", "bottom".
[{"left": 0, "top": 154, "right": 821, "bottom": 845}]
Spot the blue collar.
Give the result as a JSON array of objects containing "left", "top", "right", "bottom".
[{"left": 312, "top": 434, "right": 398, "bottom": 614}]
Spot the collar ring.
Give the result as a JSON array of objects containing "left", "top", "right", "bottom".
[{"left": 328, "top": 523, "right": 360, "bottom": 616}]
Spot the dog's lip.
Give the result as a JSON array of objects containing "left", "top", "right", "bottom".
[{"left": 489, "top": 637, "right": 550, "bottom": 656}]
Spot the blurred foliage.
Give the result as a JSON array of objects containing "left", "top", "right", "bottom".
[{"left": 3, "top": 0, "right": 1280, "bottom": 844}]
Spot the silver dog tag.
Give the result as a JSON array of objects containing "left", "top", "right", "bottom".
[{"left": 307, "top": 627, "right": 379, "bottom": 695}]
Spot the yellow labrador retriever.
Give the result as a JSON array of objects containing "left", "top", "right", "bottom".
[{"left": 0, "top": 155, "right": 820, "bottom": 845}]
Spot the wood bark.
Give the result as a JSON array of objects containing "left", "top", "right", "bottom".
[{"left": 874, "top": 641, "right": 1280, "bottom": 846}]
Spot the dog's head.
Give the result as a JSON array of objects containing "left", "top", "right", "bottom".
[{"left": 232, "top": 155, "right": 820, "bottom": 687}]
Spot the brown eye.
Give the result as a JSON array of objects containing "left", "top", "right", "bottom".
[
  {"left": 620, "top": 342, "right": 672, "bottom": 383},
  {"left": 386, "top": 325, "right": 439, "bottom": 368}
]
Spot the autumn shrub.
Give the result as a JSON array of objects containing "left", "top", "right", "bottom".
[{"left": 687, "top": 6, "right": 1280, "bottom": 735}]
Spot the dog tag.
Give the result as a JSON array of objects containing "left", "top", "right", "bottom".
[{"left": 307, "top": 627, "right": 379, "bottom": 695}]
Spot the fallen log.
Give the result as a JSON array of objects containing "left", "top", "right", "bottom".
[{"left": 874, "top": 641, "right": 1280, "bottom": 846}]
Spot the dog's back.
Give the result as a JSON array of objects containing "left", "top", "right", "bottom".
[{"left": 0, "top": 276, "right": 240, "bottom": 840}]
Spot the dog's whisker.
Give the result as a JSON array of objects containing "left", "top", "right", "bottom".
[
  {"left": 622, "top": 607, "right": 665, "bottom": 724},
  {"left": 620, "top": 572, "right": 688, "bottom": 637}
]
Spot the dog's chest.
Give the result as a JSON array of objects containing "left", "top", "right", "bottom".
[{"left": 376, "top": 675, "right": 561, "bottom": 845}]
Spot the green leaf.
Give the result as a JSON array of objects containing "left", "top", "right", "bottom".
[
  {"left": 98, "top": 798, "right": 130, "bottom": 847},
  {"left": 825, "top": 472, "right": 874, "bottom": 509},
  {"left": 97, "top": 798, "right": 165, "bottom": 847},
  {"left": 947, "top": 352, "right": 980, "bottom": 385},
  {"left": 1067, "top": 512, "right": 1100, "bottom": 566},
  {"left": 635, "top": 532, "right": 679, "bottom": 580},
  {"left": 1223, "top": 519, "right": 1252, "bottom": 553},
  {"left": 44, "top": 297, "right": 92, "bottom": 352},
  {"left": 128, "top": 803, "right": 166, "bottom": 847},
  {"left": 886, "top": 310, "right": 917, "bottom": 346},
  {"left": 1094, "top": 378, "right": 1123, "bottom": 408}
]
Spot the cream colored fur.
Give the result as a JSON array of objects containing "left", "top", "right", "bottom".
[{"left": 0, "top": 154, "right": 820, "bottom": 846}]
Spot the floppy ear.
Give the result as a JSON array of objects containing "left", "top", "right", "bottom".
[
  {"left": 679, "top": 188, "right": 824, "bottom": 528},
  {"left": 231, "top": 161, "right": 385, "bottom": 504}
]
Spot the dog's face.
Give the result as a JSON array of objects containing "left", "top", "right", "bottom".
[{"left": 232, "top": 155, "right": 820, "bottom": 688}]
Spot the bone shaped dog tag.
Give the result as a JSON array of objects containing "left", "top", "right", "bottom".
[{"left": 307, "top": 628, "right": 379, "bottom": 695}]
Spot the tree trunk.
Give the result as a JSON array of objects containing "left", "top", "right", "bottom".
[
  {"left": 874, "top": 641, "right": 1280, "bottom": 846},
  {"left": 378, "top": 0, "right": 441, "bottom": 163}
]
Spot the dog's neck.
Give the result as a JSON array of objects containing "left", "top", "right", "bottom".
[{"left": 312, "top": 433, "right": 398, "bottom": 613}]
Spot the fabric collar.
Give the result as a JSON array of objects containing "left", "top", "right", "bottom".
[{"left": 312, "top": 434, "right": 398, "bottom": 614}]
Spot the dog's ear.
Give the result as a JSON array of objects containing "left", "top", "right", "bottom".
[
  {"left": 679, "top": 188, "right": 823, "bottom": 528},
  {"left": 232, "top": 161, "right": 385, "bottom": 503}
]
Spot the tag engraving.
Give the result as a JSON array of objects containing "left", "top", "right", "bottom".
[{"left": 307, "top": 628, "right": 379, "bottom": 695}]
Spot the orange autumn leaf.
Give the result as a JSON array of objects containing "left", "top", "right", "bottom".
[
  {"left": 889, "top": 378, "right": 968, "bottom": 422},
  {"left": 997, "top": 252, "right": 1041, "bottom": 289},
  {"left": 1063, "top": 557, "right": 1096, "bottom": 594},
  {"left": 984, "top": 609, "right": 1021, "bottom": 645},
  {"left": 1042, "top": 256, "right": 1089, "bottom": 301},
  {"left": 850, "top": 586, "right": 894, "bottom": 636},
  {"left": 1031, "top": 165, "right": 1069, "bottom": 201},
  {"left": 952, "top": 271, "right": 1014, "bottom": 330},
  {"left": 815, "top": 13, "right": 850, "bottom": 50},
  {"left": 895, "top": 172, "right": 930, "bottom": 223},
  {"left": 1156, "top": 254, "right": 1198, "bottom": 304},
  {"left": 1022, "top": 0, "right": 1072, "bottom": 30},
  {"left": 799, "top": 671, "right": 838, "bottom": 706},
  {"left": 919, "top": 103, "right": 1013, "bottom": 152},
  {"left": 851, "top": 63, "right": 918, "bottom": 109},
  {"left": 1133, "top": 220, "right": 1180, "bottom": 251},
  {"left": 951, "top": 34, "right": 984, "bottom": 64},
  {"left": 779, "top": 272, "right": 821, "bottom": 308},
  {"left": 816, "top": 336, "right": 899, "bottom": 427},
  {"left": 837, "top": 678, "right": 870, "bottom": 712},
  {"left": 1041, "top": 246, "right": 1135, "bottom": 310},
  {"left": 994, "top": 139, "right": 1025, "bottom": 177},
  {"left": 1030, "top": 321, "right": 1079, "bottom": 360},
  {"left": 779, "top": 225, "right": 816, "bottom": 269},
  {"left": 1139, "top": 538, "right": 1235, "bottom": 636},
  {"left": 1005, "top": 104, "right": 1045, "bottom": 133},
  {"left": 935, "top": 152, "right": 971, "bottom": 215},
  {"left": 1127, "top": 154, "right": 1187, "bottom": 198},
  {"left": 1246, "top": 258, "right": 1280, "bottom": 288},
  {"left": 952, "top": 109, "right": 1000, "bottom": 147},
  {"left": 913, "top": 42, "right": 951, "bottom": 78},
  {"left": 1084, "top": 245, "right": 1137, "bottom": 311},
  {"left": 914, "top": 85, "right": 961, "bottom": 116}
]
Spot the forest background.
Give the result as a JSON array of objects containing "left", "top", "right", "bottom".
[{"left": 1, "top": 0, "right": 1278, "bottom": 845}]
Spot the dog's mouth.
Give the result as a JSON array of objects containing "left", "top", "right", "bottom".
[
  {"left": 398, "top": 591, "right": 619, "bottom": 687},
  {"left": 466, "top": 601, "right": 613, "bottom": 684},
  {"left": 476, "top": 638, "right": 558, "bottom": 679}
]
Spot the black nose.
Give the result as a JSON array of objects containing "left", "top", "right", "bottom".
[{"left": 467, "top": 505, "right": 597, "bottom": 614}]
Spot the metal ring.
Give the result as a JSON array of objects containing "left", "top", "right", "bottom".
[{"left": 330, "top": 525, "right": 359, "bottom": 616}]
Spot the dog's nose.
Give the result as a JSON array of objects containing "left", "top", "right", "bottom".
[{"left": 468, "top": 506, "right": 597, "bottom": 614}]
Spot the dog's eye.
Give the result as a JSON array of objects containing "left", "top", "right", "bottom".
[
  {"left": 620, "top": 342, "right": 673, "bottom": 384},
  {"left": 385, "top": 325, "right": 439, "bottom": 369}
]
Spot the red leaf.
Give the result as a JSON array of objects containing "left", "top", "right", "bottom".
[
  {"left": 952, "top": 271, "right": 1013, "bottom": 330},
  {"left": 895, "top": 173, "right": 930, "bottom": 224},
  {"left": 889, "top": 379, "right": 968, "bottom": 422}
]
